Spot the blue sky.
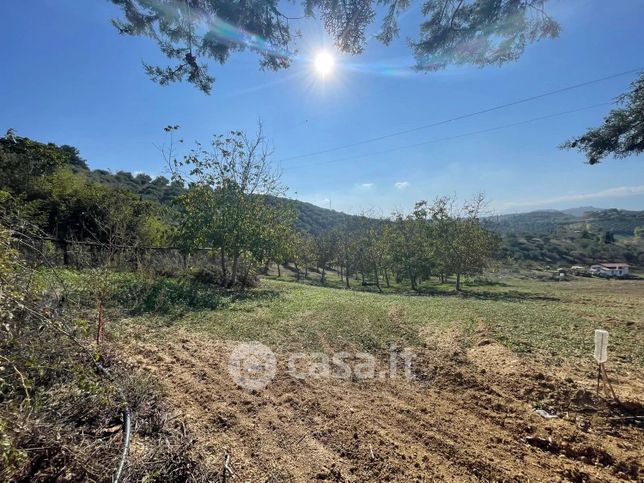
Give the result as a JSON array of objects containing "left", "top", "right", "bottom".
[{"left": 1, "top": 0, "right": 643, "bottom": 215}]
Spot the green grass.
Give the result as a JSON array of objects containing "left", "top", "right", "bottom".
[{"left": 116, "top": 274, "right": 644, "bottom": 366}]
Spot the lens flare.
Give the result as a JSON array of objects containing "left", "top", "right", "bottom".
[{"left": 314, "top": 52, "right": 335, "bottom": 77}]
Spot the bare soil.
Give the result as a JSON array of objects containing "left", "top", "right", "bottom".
[{"left": 119, "top": 327, "right": 642, "bottom": 482}]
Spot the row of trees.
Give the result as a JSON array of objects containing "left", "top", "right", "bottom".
[
  {"left": 281, "top": 195, "right": 499, "bottom": 291},
  {"left": 158, "top": 125, "right": 499, "bottom": 290},
  {"left": 2, "top": 127, "right": 500, "bottom": 290}
]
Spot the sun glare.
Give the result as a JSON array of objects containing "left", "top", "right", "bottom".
[{"left": 314, "top": 51, "right": 335, "bottom": 77}]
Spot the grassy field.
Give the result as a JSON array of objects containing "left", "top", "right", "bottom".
[
  {"left": 108, "top": 272, "right": 643, "bottom": 481},
  {"left": 36, "top": 267, "right": 643, "bottom": 479},
  {"left": 117, "top": 272, "right": 644, "bottom": 366}
]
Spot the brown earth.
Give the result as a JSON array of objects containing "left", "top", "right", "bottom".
[{"left": 119, "top": 327, "right": 642, "bottom": 482}]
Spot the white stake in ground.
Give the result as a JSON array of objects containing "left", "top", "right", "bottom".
[{"left": 594, "top": 329, "right": 618, "bottom": 401}]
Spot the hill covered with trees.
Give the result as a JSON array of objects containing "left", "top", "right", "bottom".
[
  {"left": 0, "top": 130, "right": 500, "bottom": 291},
  {"left": 2, "top": 131, "right": 642, "bottom": 271},
  {"left": 486, "top": 209, "right": 644, "bottom": 267},
  {"left": 487, "top": 209, "right": 644, "bottom": 237}
]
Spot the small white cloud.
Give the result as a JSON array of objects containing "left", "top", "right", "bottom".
[
  {"left": 394, "top": 181, "right": 409, "bottom": 190},
  {"left": 359, "top": 183, "right": 374, "bottom": 189}
]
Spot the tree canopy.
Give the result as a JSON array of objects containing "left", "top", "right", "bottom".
[
  {"left": 110, "top": 0, "right": 559, "bottom": 93},
  {"left": 169, "top": 125, "right": 295, "bottom": 286},
  {"left": 562, "top": 72, "right": 644, "bottom": 164}
]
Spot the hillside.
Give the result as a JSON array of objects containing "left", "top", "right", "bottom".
[
  {"left": 267, "top": 197, "right": 370, "bottom": 235},
  {"left": 66, "top": 159, "right": 374, "bottom": 236},
  {"left": 485, "top": 210, "right": 579, "bottom": 235},
  {"left": 488, "top": 209, "right": 644, "bottom": 237},
  {"left": 88, "top": 164, "right": 644, "bottom": 267},
  {"left": 560, "top": 206, "right": 602, "bottom": 217},
  {"left": 72, "top": 163, "right": 644, "bottom": 239},
  {"left": 43, "top": 171, "right": 644, "bottom": 270},
  {"left": 581, "top": 209, "right": 644, "bottom": 236},
  {"left": 2, "top": 134, "right": 642, "bottom": 268}
]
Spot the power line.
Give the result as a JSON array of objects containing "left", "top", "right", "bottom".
[
  {"left": 277, "top": 67, "right": 642, "bottom": 163},
  {"left": 282, "top": 101, "right": 614, "bottom": 171}
]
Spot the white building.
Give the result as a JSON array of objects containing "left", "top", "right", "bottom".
[{"left": 590, "top": 263, "right": 630, "bottom": 277}]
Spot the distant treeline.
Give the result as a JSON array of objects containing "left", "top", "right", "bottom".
[
  {"left": 486, "top": 209, "right": 644, "bottom": 237},
  {"left": 1, "top": 131, "right": 642, "bottom": 281},
  {"left": 0, "top": 130, "right": 500, "bottom": 290}
]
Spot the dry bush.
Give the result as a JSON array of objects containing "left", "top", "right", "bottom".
[
  {"left": 0, "top": 224, "right": 213, "bottom": 481},
  {"left": 2, "top": 346, "right": 214, "bottom": 481}
]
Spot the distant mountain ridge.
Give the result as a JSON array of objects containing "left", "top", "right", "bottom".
[
  {"left": 64, "top": 164, "right": 644, "bottom": 267},
  {"left": 485, "top": 208, "right": 644, "bottom": 236},
  {"left": 288, "top": 204, "right": 643, "bottom": 238},
  {"left": 560, "top": 206, "right": 603, "bottom": 217},
  {"left": 20, "top": 139, "right": 637, "bottom": 239},
  {"left": 7, "top": 134, "right": 641, "bottom": 267},
  {"left": 80, "top": 165, "right": 643, "bottom": 237}
]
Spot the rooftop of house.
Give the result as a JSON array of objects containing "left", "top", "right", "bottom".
[{"left": 593, "top": 263, "right": 630, "bottom": 269}]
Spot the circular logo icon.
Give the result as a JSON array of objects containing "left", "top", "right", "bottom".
[{"left": 228, "top": 342, "right": 277, "bottom": 391}]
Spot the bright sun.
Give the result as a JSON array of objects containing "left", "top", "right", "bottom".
[{"left": 314, "top": 51, "right": 335, "bottom": 77}]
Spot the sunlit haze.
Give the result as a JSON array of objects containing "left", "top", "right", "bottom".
[{"left": 314, "top": 51, "right": 335, "bottom": 77}]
